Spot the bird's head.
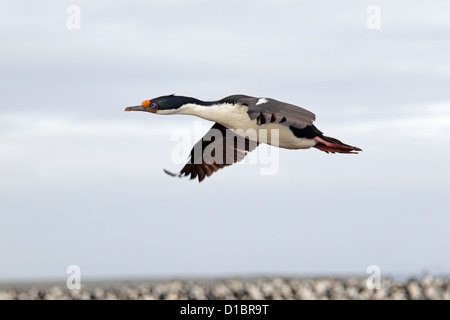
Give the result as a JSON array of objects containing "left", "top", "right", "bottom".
[{"left": 125, "top": 94, "right": 202, "bottom": 115}]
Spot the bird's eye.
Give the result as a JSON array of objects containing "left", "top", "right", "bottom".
[{"left": 150, "top": 102, "right": 157, "bottom": 109}]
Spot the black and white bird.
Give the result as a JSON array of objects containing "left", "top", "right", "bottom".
[{"left": 125, "top": 94, "right": 362, "bottom": 182}]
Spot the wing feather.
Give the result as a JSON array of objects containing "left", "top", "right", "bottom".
[
  {"left": 165, "top": 122, "right": 258, "bottom": 182},
  {"left": 237, "top": 97, "right": 316, "bottom": 129}
]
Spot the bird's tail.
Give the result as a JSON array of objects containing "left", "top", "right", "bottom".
[{"left": 313, "top": 135, "right": 362, "bottom": 154}]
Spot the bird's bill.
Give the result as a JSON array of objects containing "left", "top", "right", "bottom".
[
  {"left": 125, "top": 105, "right": 146, "bottom": 112},
  {"left": 125, "top": 99, "right": 158, "bottom": 113},
  {"left": 125, "top": 104, "right": 157, "bottom": 113}
]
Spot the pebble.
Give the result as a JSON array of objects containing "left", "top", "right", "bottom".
[{"left": 0, "top": 276, "right": 448, "bottom": 300}]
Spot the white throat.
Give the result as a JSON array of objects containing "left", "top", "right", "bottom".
[{"left": 158, "top": 102, "right": 243, "bottom": 125}]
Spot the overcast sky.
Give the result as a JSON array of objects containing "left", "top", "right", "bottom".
[{"left": 1, "top": 1, "right": 449, "bottom": 282}]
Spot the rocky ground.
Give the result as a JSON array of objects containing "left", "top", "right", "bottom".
[{"left": 1, "top": 276, "right": 449, "bottom": 300}]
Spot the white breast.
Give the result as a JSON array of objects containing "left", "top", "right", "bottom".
[{"left": 162, "top": 103, "right": 316, "bottom": 149}]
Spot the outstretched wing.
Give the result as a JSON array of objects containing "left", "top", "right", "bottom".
[
  {"left": 164, "top": 122, "right": 259, "bottom": 182},
  {"left": 236, "top": 97, "right": 316, "bottom": 129}
]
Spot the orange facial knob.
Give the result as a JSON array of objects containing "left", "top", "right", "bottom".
[{"left": 141, "top": 100, "right": 151, "bottom": 107}]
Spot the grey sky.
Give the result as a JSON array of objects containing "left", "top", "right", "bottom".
[{"left": 0, "top": 1, "right": 449, "bottom": 281}]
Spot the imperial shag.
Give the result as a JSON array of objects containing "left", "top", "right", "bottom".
[{"left": 125, "top": 94, "right": 362, "bottom": 182}]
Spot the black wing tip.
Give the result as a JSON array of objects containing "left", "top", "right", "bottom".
[
  {"left": 163, "top": 168, "right": 204, "bottom": 182},
  {"left": 163, "top": 168, "right": 179, "bottom": 177}
]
